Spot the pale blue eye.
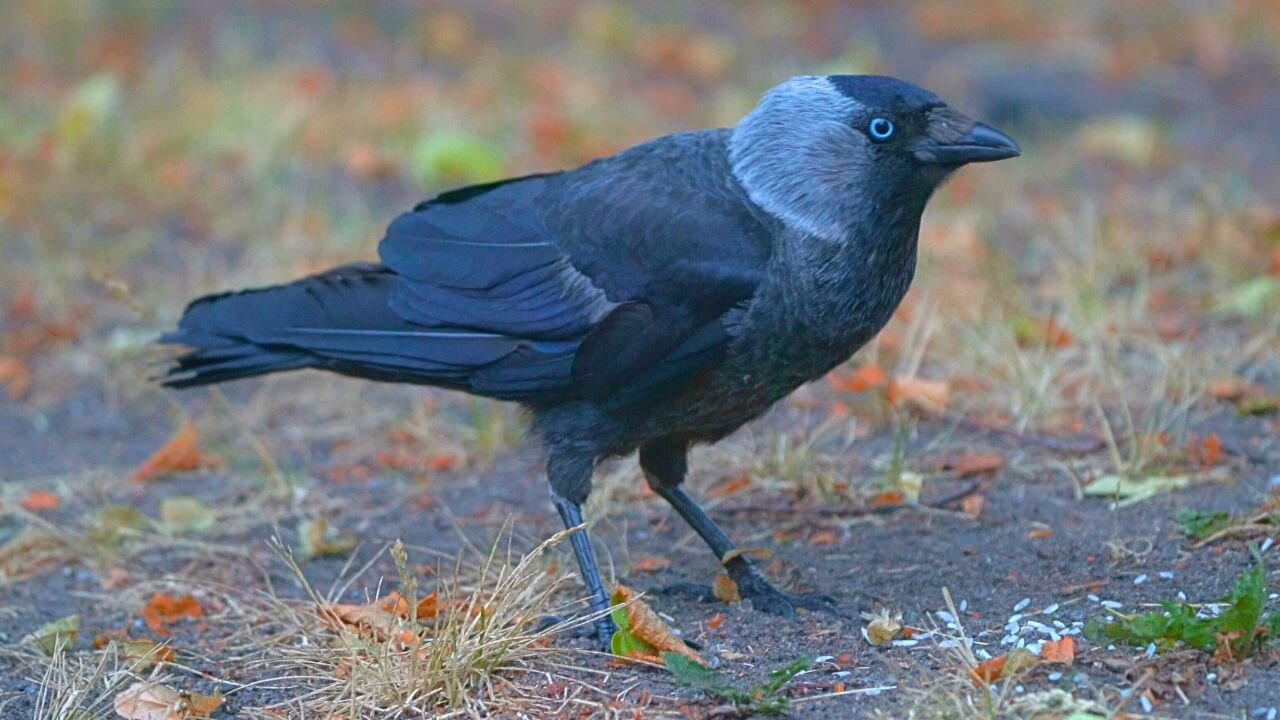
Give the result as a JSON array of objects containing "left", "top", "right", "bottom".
[{"left": 869, "top": 117, "right": 894, "bottom": 141}]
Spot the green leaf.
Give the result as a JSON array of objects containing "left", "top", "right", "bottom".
[
  {"left": 1084, "top": 474, "right": 1190, "bottom": 506},
  {"left": 662, "top": 651, "right": 718, "bottom": 690},
  {"left": 84, "top": 504, "right": 148, "bottom": 547},
  {"left": 1176, "top": 509, "right": 1231, "bottom": 540},
  {"left": 610, "top": 627, "right": 656, "bottom": 658},
  {"left": 159, "top": 497, "right": 217, "bottom": 535},
  {"left": 1217, "top": 563, "right": 1265, "bottom": 655},
  {"left": 23, "top": 614, "right": 79, "bottom": 655},
  {"left": 1265, "top": 611, "right": 1280, "bottom": 642},
  {"left": 410, "top": 130, "right": 504, "bottom": 187},
  {"left": 759, "top": 655, "right": 813, "bottom": 695}
]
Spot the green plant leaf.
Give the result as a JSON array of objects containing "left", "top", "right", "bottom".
[
  {"left": 1176, "top": 509, "right": 1231, "bottom": 540},
  {"left": 610, "top": 627, "right": 657, "bottom": 658},
  {"left": 159, "top": 497, "right": 217, "bottom": 535},
  {"left": 662, "top": 651, "right": 719, "bottom": 690},
  {"left": 23, "top": 614, "right": 79, "bottom": 655}
]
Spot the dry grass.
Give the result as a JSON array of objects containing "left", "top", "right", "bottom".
[{"left": 237, "top": 527, "right": 604, "bottom": 719}]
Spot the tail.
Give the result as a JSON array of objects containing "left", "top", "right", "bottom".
[
  {"left": 161, "top": 263, "right": 401, "bottom": 388},
  {"left": 159, "top": 262, "right": 558, "bottom": 395}
]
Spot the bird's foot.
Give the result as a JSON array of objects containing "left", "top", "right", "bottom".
[{"left": 535, "top": 613, "right": 617, "bottom": 652}]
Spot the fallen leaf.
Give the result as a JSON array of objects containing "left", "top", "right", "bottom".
[
  {"left": 320, "top": 592, "right": 416, "bottom": 646},
  {"left": 962, "top": 494, "right": 985, "bottom": 518},
  {"left": 1209, "top": 376, "right": 1261, "bottom": 401},
  {"left": 864, "top": 611, "right": 902, "bottom": 646},
  {"left": 93, "top": 634, "right": 176, "bottom": 670},
  {"left": 719, "top": 547, "right": 772, "bottom": 565},
  {"left": 114, "top": 682, "right": 222, "bottom": 720},
  {"left": 886, "top": 376, "right": 950, "bottom": 413},
  {"left": 415, "top": 591, "right": 440, "bottom": 620},
  {"left": 158, "top": 497, "right": 216, "bottom": 535},
  {"left": 867, "top": 490, "right": 904, "bottom": 507},
  {"left": 1084, "top": 474, "right": 1191, "bottom": 506},
  {"left": 19, "top": 490, "right": 60, "bottom": 512},
  {"left": 807, "top": 530, "right": 839, "bottom": 546},
  {"left": 139, "top": 594, "right": 203, "bottom": 636},
  {"left": 969, "top": 648, "right": 1037, "bottom": 687},
  {"left": 948, "top": 453, "right": 1005, "bottom": 477},
  {"left": 426, "top": 452, "right": 459, "bottom": 472},
  {"left": 1041, "top": 636, "right": 1076, "bottom": 665},
  {"left": 712, "top": 574, "right": 741, "bottom": 604},
  {"left": 297, "top": 517, "right": 357, "bottom": 560},
  {"left": 631, "top": 556, "right": 671, "bottom": 573},
  {"left": 0, "top": 356, "right": 31, "bottom": 399},
  {"left": 611, "top": 585, "right": 705, "bottom": 666},
  {"left": 23, "top": 614, "right": 79, "bottom": 655},
  {"left": 131, "top": 421, "right": 224, "bottom": 483},
  {"left": 707, "top": 473, "right": 752, "bottom": 499},
  {"left": 1026, "top": 528, "right": 1054, "bottom": 540},
  {"left": 706, "top": 612, "right": 726, "bottom": 630},
  {"left": 828, "top": 364, "right": 887, "bottom": 393}
]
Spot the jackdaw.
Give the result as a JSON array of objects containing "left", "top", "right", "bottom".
[{"left": 160, "top": 75, "right": 1019, "bottom": 645}]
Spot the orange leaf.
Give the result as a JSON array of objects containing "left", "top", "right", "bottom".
[
  {"left": 948, "top": 452, "right": 1005, "bottom": 477},
  {"left": 1199, "top": 433, "right": 1222, "bottom": 466},
  {"left": 131, "top": 421, "right": 224, "bottom": 483},
  {"left": 631, "top": 556, "right": 670, "bottom": 573},
  {"left": 613, "top": 585, "right": 706, "bottom": 666},
  {"left": 415, "top": 591, "right": 440, "bottom": 620},
  {"left": 713, "top": 574, "right": 741, "bottom": 604},
  {"left": 886, "top": 376, "right": 950, "bottom": 413},
  {"left": 139, "top": 594, "right": 204, "bottom": 636},
  {"left": 969, "top": 655, "right": 1007, "bottom": 686},
  {"left": 426, "top": 453, "right": 458, "bottom": 472},
  {"left": 707, "top": 473, "right": 752, "bottom": 499},
  {"left": 807, "top": 530, "right": 839, "bottom": 546},
  {"left": 828, "top": 364, "right": 887, "bottom": 393},
  {"left": 1026, "top": 528, "right": 1054, "bottom": 540},
  {"left": 868, "top": 490, "right": 904, "bottom": 508},
  {"left": 706, "top": 612, "right": 726, "bottom": 630},
  {"left": 0, "top": 356, "right": 31, "bottom": 400},
  {"left": 19, "top": 490, "right": 60, "bottom": 512},
  {"left": 320, "top": 592, "right": 416, "bottom": 646},
  {"left": 1041, "top": 636, "right": 1075, "bottom": 665},
  {"left": 961, "top": 494, "right": 985, "bottom": 518}
]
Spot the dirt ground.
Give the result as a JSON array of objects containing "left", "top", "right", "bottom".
[{"left": 2, "top": 2, "right": 1280, "bottom": 719}]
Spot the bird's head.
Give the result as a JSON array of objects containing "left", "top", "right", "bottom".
[{"left": 730, "top": 75, "right": 1019, "bottom": 241}]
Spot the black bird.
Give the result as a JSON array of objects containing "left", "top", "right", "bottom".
[{"left": 161, "top": 75, "right": 1019, "bottom": 645}]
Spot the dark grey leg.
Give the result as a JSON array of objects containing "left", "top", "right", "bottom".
[
  {"left": 546, "top": 452, "right": 616, "bottom": 649},
  {"left": 641, "top": 439, "right": 833, "bottom": 616}
]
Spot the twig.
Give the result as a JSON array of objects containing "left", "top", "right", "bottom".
[{"left": 711, "top": 479, "right": 983, "bottom": 518}]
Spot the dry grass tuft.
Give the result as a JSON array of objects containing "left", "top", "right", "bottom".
[{"left": 244, "top": 524, "right": 604, "bottom": 719}]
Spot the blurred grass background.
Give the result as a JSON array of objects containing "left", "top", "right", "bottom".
[{"left": 1, "top": 0, "right": 1278, "bottom": 473}]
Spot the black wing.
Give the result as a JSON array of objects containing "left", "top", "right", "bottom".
[{"left": 378, "top": 130, "right": 775, "bottom": 404}]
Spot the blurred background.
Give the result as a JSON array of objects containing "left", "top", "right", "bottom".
[
  {"left": 2, "top": 3, "right": 1280, "bottom": 716},
  {"left": 1, "top": 0, "right": 1278, "bottom": 491}
]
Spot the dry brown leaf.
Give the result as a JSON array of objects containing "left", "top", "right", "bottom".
[
  {"left": 807, "top": 530, "right": 839, "bottom": 546},
  {"left": 719, "top": 547, "right": 772, "bottom": 565},
  {"left": 631, "top": 555, "right": 671, "bottom": 573},
  {"left": 887, "top": 376, "right": 950, "bottom": 413},
  {"left": 1026, "top": 528, "right": 1054, "bottom": 540},
  {"left": 131, "top": 421, "right": 224, "bottom": 483},
  {"left": 613, "top": 585, "right": 706, "bottom": 666},
  {"left": 706, "top": 612, "right": 726, "bottom": 630},
  {"left": 1041, "top": 636, "right": 1075, "bottom": 665},
  {"left": 114, "top": 682, "right": 222, "bottom": 720},
  {"left": 0, "top": 356, "right": 31, "bottom": 399},
  {"left": 321, "top": 592, "right": 416, "bottom": 646},
  {"left": 947, "top": 452, "right": 1005, "bottom": 477},
  {"left": 961, "top": 494, "right": 985, "bottom": 518},
  {"left": 712, "top": 574, "right": 741, "bottom": 604},
  {"left": 969, "top": 648, "right": 1037, "bottom": 687},
  {"left": 139, "top": 594, "right": 203, "bottom": 637}
]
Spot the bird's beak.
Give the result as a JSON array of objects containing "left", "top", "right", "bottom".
[{"left": 913, "top": 116, "right": 1021, "bottom": 165}]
